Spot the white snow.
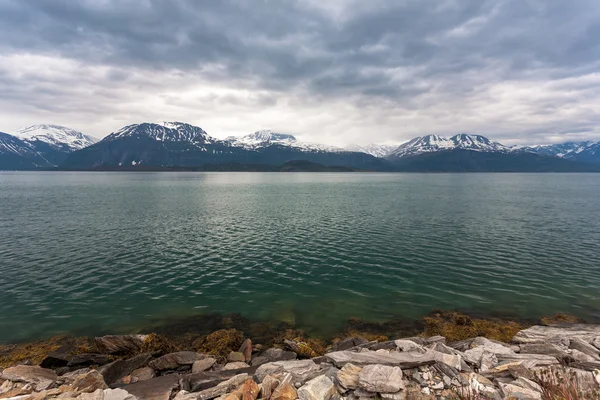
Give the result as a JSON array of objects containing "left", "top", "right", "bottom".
[
  {"left": 345, "top": 143, "right": 399, "bottom": 158},
  {"left": 11, "top": 124, "right": 97, "bottom": 151},
  {"left": 227, "top": 130, "right": 345, "bottom": 153},
  {"left": 388, "top": 134, "right": 508, "bottom": 158},
  {"left": 107, "top": 122, "right": 215, "bottom": 146}
]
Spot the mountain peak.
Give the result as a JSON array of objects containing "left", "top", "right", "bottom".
[
  {"left": 107, "top": 122, "right": 214, "bottom": 145},
  {"left": 11, "top": 124, "right": 97, "bottom": 151},
  {"left": 388, "top": 133, "right": 507, "bottom": 159}
]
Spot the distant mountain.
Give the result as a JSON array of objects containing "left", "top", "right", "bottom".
[
  {"left": 0, "top": 132, "right": 54, "bottom": 170},
  {"left": 10, "top": 124, "right": 97, "bottom": 166},
  {"left": 388, "top": 134, "right": 508, "bottom": 159},
  {"left": 61, "top": 122, "right": 390, "bottom": 170},
  {"left": 518, "top": 141, "right": 600, "bottom": 164},
  {"left": 346, "top": 143, "right": 398, "bottom": 158},
  {"left": 391, "top": 148, "right": 600, "bottom": 172}
]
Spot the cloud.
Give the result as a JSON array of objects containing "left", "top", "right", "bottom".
[{"left": 1, "top": 0, "right": 600, "bottom": 145}]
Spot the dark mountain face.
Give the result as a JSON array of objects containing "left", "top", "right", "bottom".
[
  {"left": 61, "top": 122, "right": 391, "bottom": 170},
  {"left": 0, "top": 132, "right": 55, "bottom": 170},
  {"left": 390, "top": 149, "right": 600, "bottom": 172}
]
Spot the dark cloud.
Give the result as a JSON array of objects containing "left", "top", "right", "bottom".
[{"left": 1, "top": 0, "right": 600, "bottom": 144}]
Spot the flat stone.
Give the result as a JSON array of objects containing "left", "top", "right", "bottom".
[
  {"left": 329, "top": 338, "right": 369, "bottom": 353},
  {"left": 239, "top": 339, "right": 253, "bottom": 363},
  {"left": 325, "top": 351, "right": 435, "bottom": 369},
  {"left": 513, "top": 325, "right": 600, "bottom": 344},
  {"left": 185, "top": 368, "right": 258, "bottom": 393},
  {"left": 125, "top": 374, "right": 180, "bottom": 400},
  {"left": 71, "top": 370, "right": 109, "bottom": 393},
  {"left": 94, "top": 335, "right": 148, "bottom": 355},
  {"left": 192, "top": 374, "right": 250, "bottom": 400},
  {"left": 260, "top": 374, "right": 280, "bottom": 400},
  {"left": 78, "top": 388, "right": 139, "bottom": 400},
  {"left": 130, "top": 367, "right": 155, "bottom": 383},
  {"left": 358, "top": 364, "right": 404, "bottom": 393},
  {"left": 394, "top": 341, "right": 426, "bottom": 354},
  {"left": 381, "top": 392, "right": 406, "bottom": 400},
  {"left": 252, "top": 348, "right": 298, "bottom": 367},
  {"left": 98, "top": 353, "right": 153, "bottom": 386},
  {"left": 470, "top": 337, "right": 515, "bottom": 355},
  {"left": 0, "top": 365, "right": 58, "bottom": 391},
  {"left": 68, "top": 354, "right": 112, "bottom": 368},
  {"left": 223, "top": 362, "right": 250, "bottom": 371},
  {"left": 298, "top": 375, "right": 336, "bottom": 400},
  {"left": 149, "top": 352, "right": 204, "bottom": 371},
  {"left": 519, "top": 343, "right": 568, "bottom": 358},
  {"left": 336, "top": 363, "right": 362, "bottom": 391},
  {"left": 569, "top": 360, "right": 600, "bottom": 371},
  {"left": 271, "top": 381, "right": 298, "bottom": 400},
  {"left": 570, "top": 338, "right": 600, "bottom": 360},
  {"left": 229, "top": 352, "right": 246, "bottom": 363},
  {"left": 40, "top": 345, "right": 76, "bottom": 369},
  {"left": 570, "top": 349, "right": 597, "bottom": 363},
  {"left": 256, "top": 360, "right": 321, "bottom": 385},
  {"left": 193, "top": 358, "right": 217, "bottom": 373},
  {"left": 426, "top": 350, "right": 462, "bottom": 371},
  {"left": 496, "top": 353, "right": 559, "bottom": 367},
  {"left": 462, "top": 347, "right": 497, "bottom": 371}
]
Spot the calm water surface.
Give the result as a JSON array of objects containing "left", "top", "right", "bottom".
[{"left": 1, "top": 172, "right": 600, "bottom": 343}]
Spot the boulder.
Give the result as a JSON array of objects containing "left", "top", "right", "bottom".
[
  {"left": 426, "top": 350, "right": 462, "bottom": 371},
  {"left": 228, "top": 352, "right": 246, "bottom": 363},
  {"left": 68, "top": 354, "right": 112, "bottom": 368},
  {"left": 271, "top": 381, "right": 298, "bottom": 400},
  {"left": 255, "top": 360, "right": 321, "bottom": 385},
  {"left": 192, "top": 358, "right": 217, "bottom": 373},
  {"left": 512, "top": 325, "right": 600, "bottom": 344},
  {"left": 252, "top": 348, "right": 297, "bottom": 367},
  {"left": 569, "top": 338, "right": 600, "bottom": 360},
  {"left": 569, "top": 361, "right": 600, "bottom": 371},
  {"left": 78, "top": 388, "right": 139, "bottom": 400},
  {"left": 94, "top": 335, "right": 148, "bottom": 355},
  {"left": 191, "top": 374, "right": 250, "bottom": 400},
  {"left": 469, "top": 337, "right": 514, "bottom": 355},
  {"left": 519, "top": 343, "right": 568, "bottom": 358},
  {"left": 394, "top": 341, "right": 426, "bottom": 354},
  {"left": 336, "top": 363, "right": 362, "bottom": 391},
  {"left": 223, "top": 362, "right": 250, "bottom": 371},
  {"left": 185, "top": 368, "right": 258, "bottom": 393},
  {"left": 496, "top": 353, "right": 559, "bottom": 367},
  {"left": 0, "top": 365, "right": 58, "bottom": 391},
  {"left": 71, "top": 370, "right": 109, "bottom": 393},
  {"left": 125, "top": 374, "right": 180, "bottom": 400},
  {"left": 149, "top": 352, "right": 205, "bottom": 371},
  {"left": 260, "top": 374, "right": 280, "bottom": 400},
  {"left": 298, "top": 375, "right": 336, "bottom": 400},
  {"left": 328, "top": 338, "right": 369, "bottom": 353},
  {"left": 130, "top": 367, "right": 155, "bottom": 383},
  {"left": 462, "top": 347, "right": 497, "bottom": 372},
  {"left": 570, "top": 349, "right": 597, "bottom": 363},
  {"left": 324, "top": 351, "right": 435, "bottom": 369},
  {"left": 240, "top": 378, "right": 260, "bottom": 400},
  {"left": 239, "top": 339, "right": 253, "bottom": 363},
  {"left": 499, "top": 377, "right": 542, "bottom": 400},
  {"left": 358, "top": 364, "right": 404, "bottom": 393},
  {"left": 98, "top": 353, "right": 153, "bottom": 386}
]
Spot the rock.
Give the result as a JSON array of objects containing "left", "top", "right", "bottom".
[
  {"left": 380, "top": 392, "right": 406, "bottom": 400},
  {"left": 229, "top": 352, "right": 246, "bottom": 363},
  {"left": 240, "top": 378, "right": 260, "bottom": 400},
  {"left": 336, "top": 363, "right": 362, "bottom": 391},
  {"left": 223, "top": 362, "right": 250, "bottom": 371},
  {"left": 149, "top": 352, "right": 205, "bottom": 371},
  {"left": 260, "top": 375, "right": 280, "bottom": 400},
  {"left": 130, "top": 367, "right": 155, "bottom": 383},
  {"left": 519, "top": 343, "right": 568, "bottom": 358},
  {"left": 426, "top": 350, "right": 462, "bottom": 371},
  {"left": 469, "top": 337, "right": 515, "bottom": 355},
  {"left": 329, "top": 338, "right": 369, "bottom": 353},
  {"left": 271, "top": 381, "right": 298, "bottom": 400},
  {"left": 358, "top": 364, "right": 404, "bottom": 393},
  {"left": 569, "top": 361, "right": 600, "bottom": 371},
  {"left": 239, "top": 340, "right": 253, "bottom": 363},
  {"left": 462, "top": 347, "right": 497, "bottom": 372},
  {"left": 394, "top": 341, "right": 426, "bottom": 354},
  {"left": 193, "top": 358, "right": 217, "bottom": 373},
  {"left": 185, "top": 369, "right": 258, "bottom": 393},
  {"left": 0, "top": 365, "right": 58, "bottom": 391},
  {"left": 496, "top": 353, "right": 559, "bottom": 367},
  {"left": 252, "top": 348, "right": 297, "bottom": 367},
  {"left": 592, "top": 337, "right": 600, "bottom": 350},
  {"left": 570, "top": 349, "right": 598, "bottom": 363},
  {"left": 94, "top": 335, "right": 148, "bottom": 355},
  {"left": 570, "top": 338, "right": 600, "bottom": 360},
  {"left": 298, "top": 375, "right": 336, "bottom": 400},
  {"left": 68, "top": 354, "right": 112, "bottom": 368},
  {"left": 98, "top": 353, "right": 153, "bottom": 386},
  {"left": 513, "top": 325, "right": 600, "bottom": 344},
  {"left": 324, "top": 351, "right": 435, "bottom": 369},
  {"left": 255, "top": 360, "right": 321, "bottom": 385},
  {"left": 193, "top": 374, "right": 250, "bottom": 400},
  {"left": 78, "top": 388, "right": 139, "bottom": 400},
  {"left": 507, "top": 364, "right": 536, "bottom": 381},
  {"left": 71, "top": 370, "right": 109, "bottom": 393},
  {"left": 500, "top": 377, "right": 542, "bottom": 400},
  {"left": 125, "top": 374, "right": 180, "bottom": 400},
  {"left": 40, "top": 345, "right": 75, "bottom": 369}
]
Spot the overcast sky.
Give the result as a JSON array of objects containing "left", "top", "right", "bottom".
[{"left": 1, "top": 0, "right": 600, "bottom": 146}]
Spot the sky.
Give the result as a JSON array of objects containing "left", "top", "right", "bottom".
[{"left": 1, "top": 0, "right": 600, "bottom": 146}]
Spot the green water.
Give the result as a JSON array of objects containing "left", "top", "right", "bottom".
[{"left": 1, "top": 172, "right": 600, "bottom": 343}]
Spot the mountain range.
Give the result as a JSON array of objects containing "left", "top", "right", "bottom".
[{"left": 1, "top": 123, "right": 600, "bottom": 172}]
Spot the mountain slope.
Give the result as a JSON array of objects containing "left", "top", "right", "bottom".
[
  {"left": 0, "top": 132, "right": 54, "bottom": 169},
  {"left": 388, "top": 134, "right": 508, "bottom": 159},
  {"left": 227, "top": 130, "right": 344, "bottom": 153},
  {"left": 519, "top": 141, "right": 600, "bottom": 164},
  {"left": 346, "top": 143, "right": 398, "bottom": 158},
  {"left": 391, "top": 149, "right": 600, "bottom": 172}
]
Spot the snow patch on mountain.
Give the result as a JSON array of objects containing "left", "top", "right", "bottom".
[
  {"left": 346, "top": 143, "right": 399, "bottom": 158},
  {"left": 12, "top": 125, "right": 97, "bottom": 151},
  {"left": 388, "top": 134, "right": 508, "bottom": 158},
  {"left": 227, "top": 130, "right": 345, "bottom": 153},
  {"left": 106, "top": 122, "right": 216, "bottom": 145}
]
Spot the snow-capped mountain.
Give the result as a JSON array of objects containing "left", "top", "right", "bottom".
[
  {"left": 12, "top": 125, "right": 97, "bottom": 151},
  {"left": 227, "top": 130, "right": 344, "bottom": 153},
  {"left": 388, "top": 134, "right": 508, "bottom": 159},
  {"left": 346, "top": 143, "right": 398, "bottom": 158},
  {"left": 107, "top": 122, "right": 216, "bottom": 146},
  {"left": 0, "top": 132, "right": 54, "bottom": 169},
  {"left": 517, "top": 141, "right": 600, "bottom": 164}
]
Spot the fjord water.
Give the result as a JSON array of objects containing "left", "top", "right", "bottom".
[{"left": 1, "top": 172, "right": 600, "bottom": 343}]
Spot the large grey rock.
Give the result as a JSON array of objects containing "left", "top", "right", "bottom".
[
  {"left": 513, "top": 325, "right": 600, "bottom": 344},
  {"left": 251, "top": 348, "right": 297, "bottom": 367},
  {"left": 125, "top": 374, "right": 180, "bottom": 400},
  {"left": 519, "top": 343, "right": 568, "bottom": 358},
  {"left": 336, "top": 363, "right": 362, "bottom": 391},
  {"left": 98, "top": 353, "right": 153, "bottom": 386},
  {"left": 570, "top": 338, "right": 600, "bottom": 360},
  {"left": 149, "top": 352, "right": 204, "bottom": 371},
  {"left": 358, "top": 364, "right": 404, "bottom": 393},
  {"left": 463, "top": 347, "right": 497, "bottom": 372},
  {"left": 71, "top": 370, "right": 109, "bottom": 393},
  {"left": 94, "top": 335, "right": 148, "bottom": 355},
  {"left": 0, "top": 365, "right": 58, "bottom": 391},
  {"left": 223, "top": 362, "right": 250, "bottom": 370},
  {"left": 394, "top": 340, "right": 426, "bottom": 354},
  {"left": 570, "top": 361, "right": 600, "bottom": 371},
  {"left": 298, "top": 375, "right": 336, "bottom": 400},
  {"left": 255, "top": 360, "right": 321, "bottom": 385},
  {"left": 470, "top": 337, "right": 515, "bottom": 355},
  {"left": 79, "top": 388, "right": 139, "bottom": 400},
  {"left": 324, "top": 351, "right": 435, "bottom": 369},
  {"left": 192, "top": 358, "right": 216, "bottom": 373},
  {"left": 570, "top": 349, "right": 597, "bottom": 363},
  {"left": 500, "top": 377, "right": 542, "bottom": 400},
  {"left": 496, "top": 353, "right": 559, "bottom": 367},
  {"left": 426, "top": 350, "right": 462, "bottom": 371}
]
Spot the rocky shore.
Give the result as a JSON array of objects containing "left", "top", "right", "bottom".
[{"left": 1, "top": 323, "right": 600, "bottom": 400}]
